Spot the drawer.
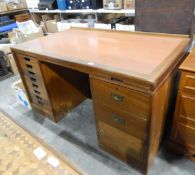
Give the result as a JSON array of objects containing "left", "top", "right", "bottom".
[
  {"left": 178, "top": 92, "right": 195, "bottom": 120},
  {"left": 30, "top": 94, "right": 51, "bottom": 110},
  {"left": 94, "top": 103, "right": 147, "bottom": 140},
  {"left": 23, "top": 75, "right": 45, "bottom": 92},
  {"left": 176, "top": 124, "right": 195, "bottom": 149},
  {"left": 180, "top": 71, "right": 195, "bottom": 94},
  {"left": 97, "top": 121, "right": 144, "bottom": 162},
  {"left": 91, "top": 78, "right": 150, "bottom": 119},
  {"left": 16, "top": 54, "right": 41, "bottom": 75},
  {"left": 179, "top": 117, "right": 195, "bottom": 129}
]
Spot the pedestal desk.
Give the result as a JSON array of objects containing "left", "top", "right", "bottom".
[
  {"left": 168, "top": 47, "right": 195, "bottom": 162},
  {"left": 11, "top": 29, "right": 190, "bottom": 174}
]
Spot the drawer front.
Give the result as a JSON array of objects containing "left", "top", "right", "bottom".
[
  {"left": 180, "top": 71, "right": 195, "bottom": 94},
  {"left": 31, "top": 94, "right": 51, "bottom": 110},
  {"left": 179, "top": 117, "right": 195, "bottom": 129},
  {"left": 98, "top": 121, "right": 144, "bottom": 162},
  {"left": 176, "top": 124, "right": 195, "bottom": 148},
  {"left": 91, "top": 78, "right": 150, "bottom": 119},
  {"left": 16, "top": 54, "right": 41, "bottom": 75},
  {"left": 23, "top": 74, "right": 51, "bottom": 111},
  {"left": 178, "top": 92, "right": 195, "bottom": 121},
  {"left": 94, "top": 103, "right": 147, "bottom": 140},
  {"left": 16, "top": 53, "right": 53, "bottom": 114}
]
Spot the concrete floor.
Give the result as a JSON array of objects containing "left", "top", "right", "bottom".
[{"left": 0, "top": 75, "right": 194, "bottom": 175}]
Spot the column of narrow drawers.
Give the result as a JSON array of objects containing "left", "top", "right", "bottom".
[
  {"left": 16, "top": 54, "right": 53, "bottom": 117},
  {"left": 171, "top": 71, "right": 195, "bottom": 161},
  {"left": 91, "top": 77, "right": 150, "bottom": 164}
]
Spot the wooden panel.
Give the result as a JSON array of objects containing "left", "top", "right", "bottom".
[
  {"left": 176, "top": 124, "right": 195, "bottom": 149},
  {"left": 97, "top": 121, "right": 145, "bottom": 162},
  {"left": 180, "top": 48, "right": 195, "bottom": 72},
  {"left": 180, "top": 71, "right": 195, "bottom": 94},
  {"left": 94, "top": 103, "right": 147, "bottom": 140},
  {"left": 178, "top": 92, "right": 195, "bottom": 120},
  {"left": 179, "top": 117, "right": 195, "bottom": 129},
  {"left": 135, "top": 0, "right": 194, "bottom": 35},
  {"left": 40, "top": 62, "right": 89, "bottom": 122},
  {"left": 91, "top": 78, "right": 151, "bottom": 119},
  {"left": 11, "top": 29, "right": 190, "bottom": 88},
  {"left": 148, "top": 75, "right": 172, "bottom": 169},
  {"left": 16, "top": 54, "right": 41, "bottom": 75},
  {"left": 168, "top": 48, "right": 195, "bottom": 162},
  {"left": 14, "top": 53, "right": 54, "bottom": 119}
]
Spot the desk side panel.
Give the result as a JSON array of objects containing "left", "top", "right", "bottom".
[
  {"left": 39, "top": 62, "right": 89, "bottom": 122},
  {"left": 12, "top": 52, "right": 55, "bottom": 120}
]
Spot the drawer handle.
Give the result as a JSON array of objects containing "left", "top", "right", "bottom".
[
  {"left": 26, "top": 64, "right": 33, "bottom": 69},
  {"left": 111, "top": 93, "right": 124, "bottom": 103},
  {"left": 99, "top": 128, "right": 104, "bottom": 136},
  {"left": 34, "top": 90, "right": 40, "bottom": 95},
  {"left": 30, "top": 77, "right": 37, "bottom": 82},
  {"left": 24, "top": 57, "right": 30, "bottom": 61},
  {"left": 112, "top": 115, "right": 125, "bottom": 125},
  {"left": 36, "top": 95, "right": 42, "bottom": 100},
  {"left": 28, "top": 71, "right": 35, "bottom": 75},
  {"left": 38, "top": 100, "right": 44, "bottom": 105},
  {"left": 32, "top": 84, "right": 38, "bottom": 88},
  {"left": 111, "top": 77, "right": 123, "bottom": 83}
]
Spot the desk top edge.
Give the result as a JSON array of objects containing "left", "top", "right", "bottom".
[{"left": 11, "top": 29, "right": 191, "bottom": 89}]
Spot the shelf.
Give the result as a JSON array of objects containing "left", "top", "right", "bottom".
[
  {"left": 29, "top": 8, "right": 135, "bottom": 15},
  {"left": 0, "top": 9, "right": 28, "bottom": 15},
  {"left": 29, "top": 9, "right": 95, "bottom": 14},
  {"left": 96, "top": 8, "right": 135, "bottom": 15},
  {"left": 0, "top": 31, "right": 9, "bottom": 36}
]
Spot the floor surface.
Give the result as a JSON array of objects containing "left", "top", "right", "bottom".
[{"left": 0, "top": 75, "right": 194, "bottom": 175}]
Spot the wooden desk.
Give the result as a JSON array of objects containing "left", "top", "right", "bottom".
[
  {"left": 11, "top": 29, "right": 190, "bottom": 174},
  {"left": 168, "top": 47, "right": 195, "bottom": 162}
]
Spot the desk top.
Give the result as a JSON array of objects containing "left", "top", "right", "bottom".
[
  {"left": 12, "top": 29, "right": 190, "bottom": 89},
  {"left": 180, "top": 47, "right": 195, "bottom": 72}
]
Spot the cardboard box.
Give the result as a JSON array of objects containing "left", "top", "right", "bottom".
[
  {"left": 15, "top": 13, "right": 30, "bottom": 22},
  {"left": 7, "top": 54, "right": 18, "bottom": 75},
  {"left": 7, "top": 4, "right": 21, "bottom": 11},
  {"left": 46, "top": 20, "right": 58, "bottom": 33},
  {"left": 8, "top": 28, "right": 44, "bottom": 44},
  {"left": 0, "top": 2, "right": 8, "bottom": 12},
  {"left": 24, "top": 28, "right": 44, "bottom": 41},
  {"left": 6, "top": 0, "right": 26, "bottom": 11},
  {"left": 124, "top": 0, "right": 135, "bottom": 9},
  {"left": 103, "top": 0, "right": 123, "bottom": 10}
]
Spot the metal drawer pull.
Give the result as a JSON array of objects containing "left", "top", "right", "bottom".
[
  {"left": 32, "top": 84, "right": 38, "bottom": 88},
  {"left": 36, "top": 95, "right": 42, "bottom": 100},
  {"left": 24, "top": 57, "right": 30, "bottom": 61},
  {"left": 28, "top": 71, "right": 35, "bottom": 75},
  {"left": 112, "top": 115, "right": 125, "bottom": 125},
  {"left": 34, "top": 90, "right": 40, "bottom": 95},
  {"left": 26, "top": 64, "right": 33, "bottom": 69},
  {"left": 38, "top": 100, "right": 44, "bottom": 105},
  {"left": 111, "top": 77, "right": 123, "bottom": 83},
  {"left": 99, "top": 129, "right": 104, "bottom": 136},
  {"left": 111, "top": 93, "right": 124, "bottom": 103},
  {"left": 30, "top": 77, "right": 37, "bottom": 82}
]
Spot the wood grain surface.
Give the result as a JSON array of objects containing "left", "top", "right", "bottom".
[
  {"left": 11, "top": 29, "right": 190, "bottom": 85},
  {"left": 168, "top": 47, "right": 195, "bottom": 162}
]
